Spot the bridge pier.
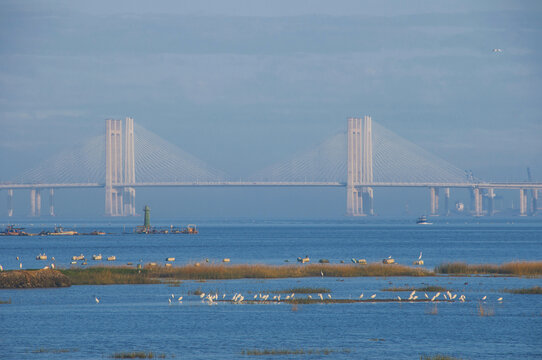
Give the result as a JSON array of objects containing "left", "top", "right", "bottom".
[
  {"left": 362, "top": 187, "right": 374, "bottom": 215},
  {"left": 444, "top": 187, "right": 450, "bottom": 216},
  {"left": 430, "top": 187, "right": 439, "bottom": 216},
  {"left": 347, "top": 116, "right": 372, "bottom": 216},
  {"left": 487, "top": 188, "right": 495, "bottom": 216},
  {"left": 473, "top": 187, "right": 482, "bottom": 216},
  {"left": 105, "top": 119, "right": 124, "bottom": 216},
  {"left": 7, "top": 189, "right": 13, "bottom": 217},
  {"left": 30, "top": 189, "right": 41, "bottom": 217},
  {"left": 533, "top": 189, "right": 538, "bottom": 216},
  {"left": 519, "top": 189, "right": 527, "bottom": 216},
  {"left": 49, "top": 188, "right": 55, "bottom": 216}
]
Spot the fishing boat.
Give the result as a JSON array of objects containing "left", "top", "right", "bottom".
[
  {"left": 92, "top": 254, "right": 102, "bottom": 260},
  {"left": 107, "top": 255, "right": 116, "bottom": 261},
  {"left": 48, "top": 226, "right": 78, "bottom": 236},
  {"left": 72, "top": 254, "right": 85, "bottom": 261},
  {"left": 36, "top": 253, "right": 47, "bottom": 260},
  {"left": 416, "top": 216, "right": 432, "bottom": 225},
  {"left": 1, "top": 225, "right": 29, "bottom": 236}
]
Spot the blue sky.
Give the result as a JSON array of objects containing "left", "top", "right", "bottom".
[{"left": 1, "top": 0, "right": 541, "bottom": 217}]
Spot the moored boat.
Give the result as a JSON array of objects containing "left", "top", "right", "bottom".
[
  {"left": 416, "top": 216, "right": 432, "bottom": 225},
  {"left": 36, "top": 253, "right": 47, "bottom": 260},
  {"left": 48, "top": 226, "right": 78, "bottom": 236},
  {"left": 92, "top": 254, "right": 102, "bottom": 260}
]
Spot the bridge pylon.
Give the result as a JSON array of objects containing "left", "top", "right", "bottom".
[{"left": 347, "top": 116, "right": 373, "bottom": 216}]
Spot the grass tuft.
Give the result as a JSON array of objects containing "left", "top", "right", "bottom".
[
  {"left": 435, "top": 261, "right": 542, "bottom": 276},
  {"left": 502, "top": 286, "right": 542, "bottom": 294},
  {"left": 110, "top": 351, "right": 167, "bottom": 359},
  {"left": 241, "top": 348, "right": 350, "bottom": 356}
]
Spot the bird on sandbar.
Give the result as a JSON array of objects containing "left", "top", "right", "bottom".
[
  {"left": 318, "top": 293, "right": 323, "bottom": 300},
  {"left": 359, "top": 293, "right": 364, "bottom": 299},
  {"left": 397, "top": 296, "right": 401, "bottom": 301}
]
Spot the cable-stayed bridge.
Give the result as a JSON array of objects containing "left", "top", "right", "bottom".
[{"left": 1, "top": 117, "right": 540, "bottom": 217}]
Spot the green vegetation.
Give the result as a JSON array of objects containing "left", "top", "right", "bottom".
[
  {"left": 53, "top": 263, "right": 431, "bottom": 285},
  {"left": 420, "top": 355, "right": 462, "bottom": 360},
  {"left": 382, "top": 286, "right": 448, "bottom": 292},
  {"left": 0, "top": 298, "right": 11, "bottom": 304},
  {"left": 60, "top": 267, "right": 159, "bottom": 285},
  {"left": 0, "top": 269, "right": 71, "bottom": 288},
  {"left": 146, "top": 263, "right": 433, "bottom": 280},
  {"left": 241, "top": 348, "right": 350, "bottom": 356},
  {"left": 435, "top": 261, "right": 542, "bottom": 276},
  {"left": 502, "top": 286, "right": 542, "bottom": 294},
  {"left": 111, "top": 352, "right": 167, "bottom": 359}
]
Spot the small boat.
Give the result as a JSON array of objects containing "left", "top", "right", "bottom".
[
  {"left": 107, "top": 255, "right": 116, "bottom": 261},
  {"left": 2, "top": 225, "right": 29, "bottom": 236},
  {"left": 416, "top": 216, "right": 432, "bottom": 225},
  {"left": 36, "top": 253, "right": 47, "bottom": 260},
  {"left": 352, "top": 258, "right": 367, "bottom": 265},
  {"left": 89, "top": 230, "right": 105, "bottom": 235},
  {"left": 72, "top": 254, "right": 85, "bottom": 261},
  {"left": 222, "top": 258, "right": 230, "bottom": 263},
  {"left": 297, "top": 256, "right": 310, "bottom": 264},
  {"left": 165, "top": 257, "right": 175, "bottom": 262},
  {"left": 48, "top": 226, "right": 78, "bottom": 236},
  {"left": 92, "top": 254, "right": 102, "bottom": 261}
]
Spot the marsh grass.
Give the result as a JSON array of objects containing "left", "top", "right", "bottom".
[
  {"left": 110, "top": 352, "right": 167, "bottom": 359},
  {"left": 383, "top": 286, "right": 448, "bottom": 292},
  {"left": 241, "top": 348, "right": 350, "bottom": 356},
  {"left": 436, "top": 261, "right": 542, "bottom": 276},
  {"left": 59, "top": 263, "right": 431, "bottom": 285},
  {"left": 147, "top": 263, "right": 432, "bottom": 280},
  {"left": 503, "top": 286, "right": 542, "bottom": 294},
  {"left": 60, "top": 267, "right": 159, "bottom": 285}
]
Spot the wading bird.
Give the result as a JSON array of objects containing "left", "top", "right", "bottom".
[
  {"left": 95, "top": 296, "right": 100, "bottom": 304},
  {"left": 497, "top": 297, "right": 503, "bottom": 302},
  {"left": 481, "top": 296, "right": 487, "bottom": 301},
  {"left": 370, "top": 294, "right": 377, "bottom": 299},
  {"left": 321, "top": 270, "right": 324, "bottom": 278},
  {"left": 359, "top": 293, "right": 364, "bottom": 299}
]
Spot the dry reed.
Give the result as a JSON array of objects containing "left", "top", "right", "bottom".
[{"left": 435, "top": 261, "right": 542, "bottom": 276}]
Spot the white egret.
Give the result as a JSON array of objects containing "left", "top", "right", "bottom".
[
  {"left": 95, "top": 296, "right": 100, "bottom": 304},
  {"left": 178, "top": 296, "right": 183, "bottom": 301},
  {"left": 497, "top": 297, "right": 503, "bottom": 301},
  {"left": 318, "top": 293, "right": 323, "bottom": 300},
  {"left": 418, "top": 252, "right": 423, "bottom": 260},
  {"left": 424, "top": 293, "right": 429, "bottom": 299},
  {"left": 482, "top": 296, "right": 487, "bottom": 301},
  {"left": 370, "top": 294, "right": 377, "bottom": 299},
  {"left": 321, "top": 270, "right": 324, "bottom": 278},
  {"left": 19, "top": 263, "right": 22, "bottom": 269},
  {"left": 327, "top": 294, "right": 332, "bottom": 299},
  {"left": 359, "top": 293, "right": 364, "bottom": 299},
  {"left": 397, "top": 296, "right": 401, "bottom": 301},
  {"left": 0, "top": 264, "right": 3, "bottom": 271}
]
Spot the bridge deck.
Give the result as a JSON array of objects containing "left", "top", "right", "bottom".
[{"left": 1, "top": 182, "right": 541, "bottom": 190}]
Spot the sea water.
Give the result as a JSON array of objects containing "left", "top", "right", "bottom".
[{"left": 0, "top": 218, "right": 541, "bottom": 359}]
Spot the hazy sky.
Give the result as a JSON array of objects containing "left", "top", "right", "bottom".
[{"left": 1, "top": 0, "right": 541, "bottom": 217}]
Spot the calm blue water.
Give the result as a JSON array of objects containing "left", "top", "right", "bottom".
[{"left": 1, "top": 218, "right": 541, "bottom": 359}]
